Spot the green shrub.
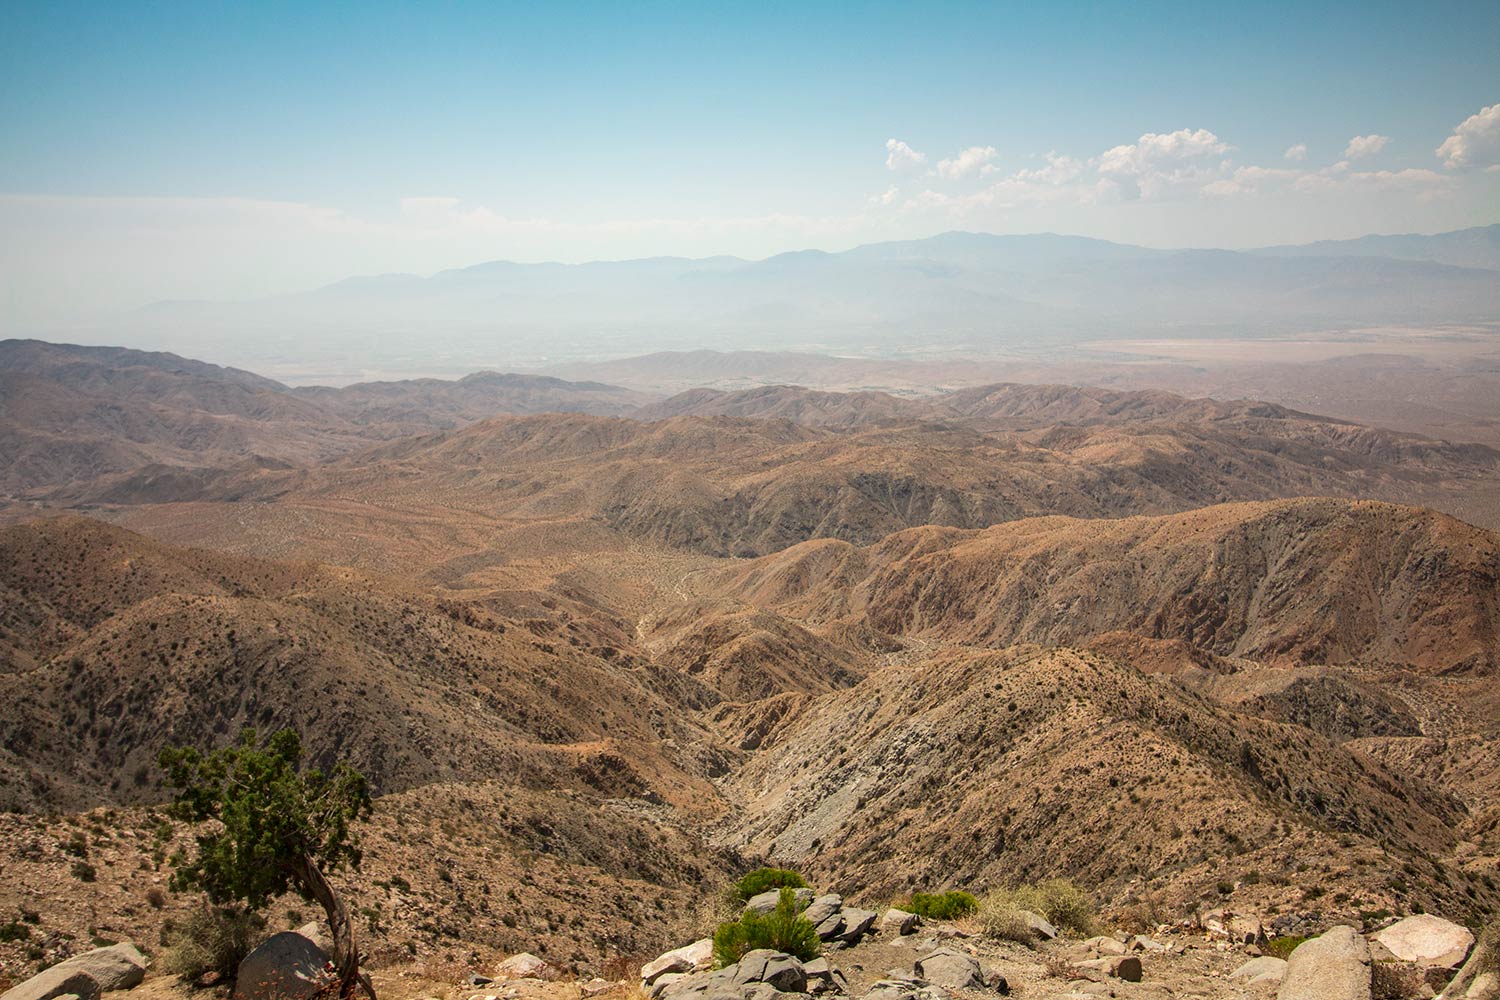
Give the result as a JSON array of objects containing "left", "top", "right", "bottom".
[
  {"left": 989, "top": 879, "right": 1096, "bottom": 936},
  {"left": 160, "top": 906, "right": 267, "bottom": 980},
  {"left": 0, "top": 920, "right": 31, "bottom": 943},
  {"left": 733, "top": 868, "right": 808, "bottom": 901},
  {"left": 713, "top": 888, "right": 821, "bottom": 967},
  {"left": 1265, "top": 935, "right": 1308, "bottom": 960},
  {"left": 907, "top": 891, "right": 979, "bottom": 921}
]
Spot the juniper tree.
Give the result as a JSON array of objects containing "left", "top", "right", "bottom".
[{"left": 158, "top": 728, "right": 375, "bottom": 1000}]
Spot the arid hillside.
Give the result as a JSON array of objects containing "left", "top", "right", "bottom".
[
  {"left": 0, "top": 340, "right": 648, "bottom": 499},
  {"left": 706, "top": 498, "right": 1500, "bottom": 673}
]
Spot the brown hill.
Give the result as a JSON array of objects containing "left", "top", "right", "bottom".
[
  {"left": 717, "top": 644, "right": 1493, "bottom": 923},
  {"left": 95, "top": 403, "right": 1500, "bottom": 562},
  {"left": 0, "top": 341, "right": 650, "bottom": 499},
  {"left": 0, "top": 516, "right": 726, "bottom": 815},
  {"left": 632, "top": 385, "right": 938, "bottom": 428},
  {"left": 707, "top": 498, "right": 1500, "bottom": 673},
  {"left": 293, "top": 370, "right": 650, "bottom": 431}
]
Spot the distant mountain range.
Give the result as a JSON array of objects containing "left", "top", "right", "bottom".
[{"left": 95, "top": 225, "right": 1500, "bottom": 378}]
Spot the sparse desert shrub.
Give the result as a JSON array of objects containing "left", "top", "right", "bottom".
[
  {"left": 713, "top": 888, "right": 820, "bottom": 966},
  {"left": 1264, "top": 935, "right": 1307, "bottom": 960},
  {"left": 990, "top": 879, "right": 1096, "bottom": 936},
  {"left": 977, "top": 899, "right": 1037, "bottom": 946},
  {"left": 733, "top": 868, "right": 808, "bottom": 901},
  {"left": 70, "top": 860, "right": 97, "bottom": 882},
  {"left": 906, "top": 891, "right": 979, "bottom": 921},
  {"left": 0, "top": 920, "right": 31, "bottom": 943},
  {"left": 161, "top": 905, "right": 267, "bottom": 980},
  {"left": 146, "top": 887, "right": 167, "bottom": 909}
]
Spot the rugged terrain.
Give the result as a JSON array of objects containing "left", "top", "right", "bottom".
[{"left": 2, "top": 338, "right": 1500, "bottom": 997}]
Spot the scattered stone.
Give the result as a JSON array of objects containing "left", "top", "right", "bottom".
[
  {"left": 881, "top": 909, "right": 920, "bottom": 936},
  {"left": 194, "top": 972, "right": 225, "bottom": 989},
  {"left": 815, "top": 913, "right": 848, "bottom": 942},
  {"left": 914, "top": 949, "right": 983, "bottom": 991},
  {"left": 731, "top": 951, "right": 807, "bottom": 994},
  {"left": 643, "top": 941, "right": 716, "bottom": 984},
  {"left": 1081, "top": 937, "right": 1128, "bottom": 957},
  {"left": 860, "top": 980, "right": 953, "bottom": 1000},
  {"left": 1075, "top": 956, "right": 1143, "bottom": 983},
  {"left": 1228, "top": 916, "right": 1268, "bottom": 947},
  {"left": 234, "top": 931, "right": 335, "bottom": 1000},
  {"left": 1373, "top": 914, "right": 1475, "bottom": 969},
  {"left": 1277, "top": 926, "right": 1370, "bottom": 1000},
  {"left": 1018, "top": 910, "right": 1057, "bottom": 941},
  {"left": 839, "top": 909, "right": 879, "bottom": 945},
  {"left": 580, "top": 980, "right": 616, "bottom": 998},
  {"left": 495, "top": 953, "right": 556, "bottom": 981},
  {"left": 804, "top": 896, "right": 844, "bottom": 928},
  {"left": 650, "top": 973, "right": 691, "bottom": 999},
  {"left": 467, "top": 975, "right": 495, "bottom": 987}
]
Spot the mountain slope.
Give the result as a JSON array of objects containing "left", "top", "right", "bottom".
[{"left": 708, "top": 498, "right": 1500, "bottom": 673}]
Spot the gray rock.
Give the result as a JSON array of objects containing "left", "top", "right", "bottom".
[
  {"left": 234, "top": 931, "right": 334, "bottom": 1000},
  {"left": 1, "top": 942, "right": 149, "bottom": 1000},
  {"left": 839, "top": 909, "right": 879, "bottom": 944},
  {"left": 860, "top": 981, "right": 954, "bottom": 1000},
  {"left": 731, "top": 951, "right": 807, "bottom": 994},
  {"left": 815, "top": 913, "right": 847, "bottom": 942},
  {"left": 1232, "top": 956, "right": 1288, "bottom": 990},
  {"left": 1373, "top": 915, "right": 1475, "bottom": 969},
  {"left": 746, "top": 889, "right": 815, "bottom": 915},
  {"left": 881, "top": 909, "right": 920, "bottom": 936},
  {"left": 643, "top": 941, "right": 716, "bottom": 984},
  {"left": 1075, "top": 956, "right": 1142, "bottom": 983},
  {"left": 1277, "top": 926, "right": 1370, "bottom": 1000},
  {"left": 495, "top": 953, "right": 558, "bottom": 981},
  {"left": 1018, "top": 910, "right": 1057, "bottom": 941},
  {"left": 914, "top": 949, "right": 983, "bottom": 991},
  {"left": 0, "top": 967, "right": 103, "bottom": 1000},
  {"left": 466, "top": 974, "right": 495, "bottom": 987},
  {"left": 803, "top": 896, "right": 844, "bottom": 928}
]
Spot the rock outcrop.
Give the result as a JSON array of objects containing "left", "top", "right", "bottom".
[{"left": 1278, "top": 926, "right": 1371, "bottom": 1000}]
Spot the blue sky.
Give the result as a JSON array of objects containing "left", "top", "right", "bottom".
[{"left": 2, "top": 1, "right": 1498, "bottom": 325}]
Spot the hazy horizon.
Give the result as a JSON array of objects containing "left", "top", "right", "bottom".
[{"left": 4, "top": 2, "right": 1500, "bottom": 332}]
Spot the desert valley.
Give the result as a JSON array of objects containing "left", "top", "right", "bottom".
[{"left": 6, "top": 6, "right": 1500, "bottom": 998}]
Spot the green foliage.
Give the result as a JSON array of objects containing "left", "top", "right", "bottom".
[
  {"left": 988, "top": 879, "right": 1096, "bottom": 935},
  {"left": 733, "top": 868, "right": 808, "bottom": 901},
  {"left": 158, "top": 728, "right": 372, "bottom": 909},
  {"left": 1265, "top": 935, "right": 1308, "bottom": 960},
  {"left": 160, "top": 905, "right": 267, "bottom": 980},
  {"left": 713, "top": 888, "right": 821, "bottom": 967},
  {"left": 906, "top": 891, "right": 979, "bottom": 921},
  {"left": 0, "top": 920, "right": 31, "bottom": 943}
]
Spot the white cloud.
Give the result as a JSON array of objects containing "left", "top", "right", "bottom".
[
  {"left": 1436, "top": 103, "right": 1500, "bottom": 169},
  {"left": 936, "top": 145, "right": 998, "bottom": 179},
  {"left": 885, "top": 138, "right": 927, "bottom": 171},
  {"left": 1343, "top": 134, "right": 1390, "bottom": 159},
  {"left": 1094, "top": 128, "right": 1233, "bottom": 200},
  {"left": 1284, "top": 143, "right": 1308, "bottom": 161}
]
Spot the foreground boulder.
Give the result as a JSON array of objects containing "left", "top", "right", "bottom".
[
  {"left": 0, "top": 943, "right": 147, "bottom": 1000},
  {"left": 643, "top": 941, "right": 715, "bottom": 985},
  {"left": 913, "top": 950, "right": 983, "bottom": 992},
  {"left": 1277, "top": 926, "right": 1371, "bottom": 1000},
  {"left": 881, "top": 909, "right": 920, "bottom": 936},
  {"left": 656, "top": 950, "right": 809, "bottom": 1000},
  {"left": 1075, "top": 956, "right": 1143, "bottom": 983},
  {"left": 495, "top": 953, "right": 558, "bottom": 981},
  {"left": 235, "top": 931, "right": 334, "bottom": 1000},
  {"left": 1374, "top": 915, "right": 1475, "bottom": 969}
]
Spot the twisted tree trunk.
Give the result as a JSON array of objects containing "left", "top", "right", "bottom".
[{"left": 291, "top": 853, "right": 375, "bottom": 1000}]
